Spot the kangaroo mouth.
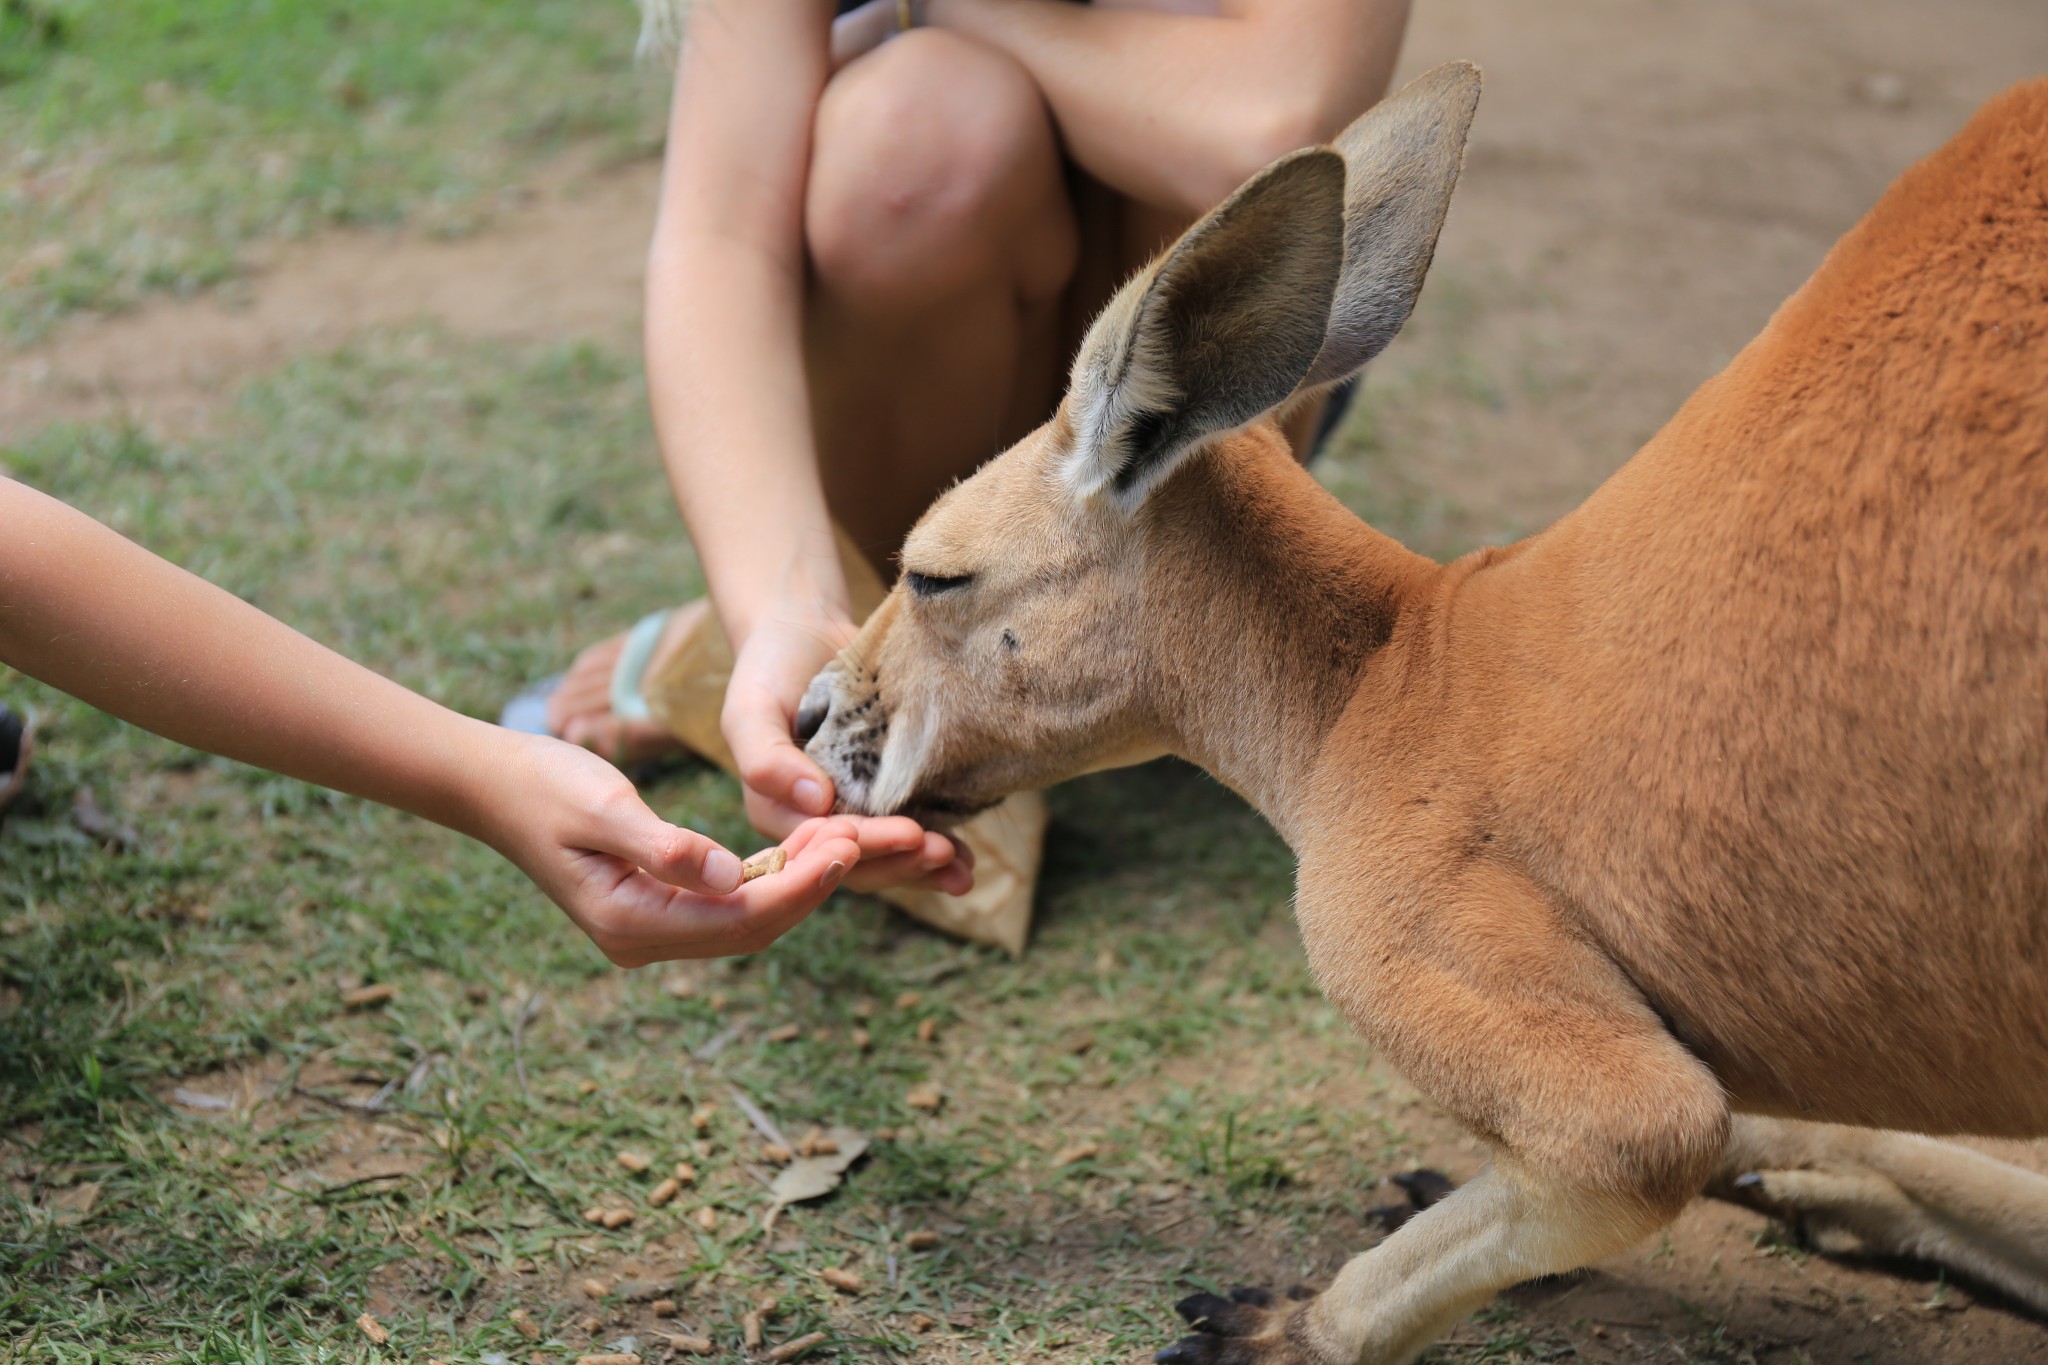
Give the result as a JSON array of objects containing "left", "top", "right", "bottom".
[{"left": 890, "top": 791, "right": 1000, "bottom": 830}]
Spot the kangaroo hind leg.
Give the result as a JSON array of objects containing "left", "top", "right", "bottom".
[{"left": 1711, "top": 1114, "right": 2048, "bottom": 1315}]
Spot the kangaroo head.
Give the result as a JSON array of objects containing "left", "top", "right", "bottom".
[{"left": 800, "top": 63, "right": 1481, "bottom": 825}]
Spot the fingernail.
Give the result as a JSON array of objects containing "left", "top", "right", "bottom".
[
  {"left": 704, "top": 848, "right": 743, "bottom": 894},
  {"left": 793, "top": 778, "right": 827, "bottom": 814},
  {"left": 822, "top": 859, "right": 848, "bottom": 891}
]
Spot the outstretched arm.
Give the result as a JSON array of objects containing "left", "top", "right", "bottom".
[{"left": 0, "top": 477, "right": 884, "bottom": 965}]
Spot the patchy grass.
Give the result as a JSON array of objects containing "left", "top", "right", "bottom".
[
  {"left": 0, "top": 330, "right": 1464, "bottom": 1361},
  {"left": 0, "top": 0, "right": 662, "bottom": 339}
]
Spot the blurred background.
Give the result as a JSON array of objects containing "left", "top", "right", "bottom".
[{"left": 2, "top": 2, "right": 2045, "bottom": 1361}]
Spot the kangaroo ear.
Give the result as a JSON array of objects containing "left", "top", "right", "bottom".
[
  {"left": 1065, "top": 147, "right": 1346, "bottom": 505},
  {"left": 1298, "top": 61, "right": 1481, "bottom": 390}
]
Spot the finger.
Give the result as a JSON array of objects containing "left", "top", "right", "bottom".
[
  {"left": 841, "top": 847, "right": 953, "bottom": 893},
  {"left": 739, "top": 828, "right": 860, "bottom": 915},
  {"left": 580, "top": 798, "right": 744, "bottom": 896},
  {"left": 848, "top": 815, "right": 935, "bottom": 858},
  {"left": 725, "top": 693, "right": 835, "bottom": 820},
  {"left": 744, "top": 785, "right": 814, "bottom": 843}
]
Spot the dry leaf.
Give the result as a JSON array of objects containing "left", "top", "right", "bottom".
[
  {"left": 49, "top": 1181, "right": 99, "bottom": 1220},
  {"left": 171, "top": 1087, "right": 232, "bottom": 1111},
  {"left": 1053, "top": 1141, "right": 1100, "bottom": 1167},
  {"left": 766, "top": 1127, "right": 870, "bottom": 1216},
  {"left": 356, "top": 1313, "right": 390, "bottom": 1345}
]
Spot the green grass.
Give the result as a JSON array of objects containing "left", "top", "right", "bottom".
[
  {"left": 0, "top": 0, "right": 662, "bottom": 339},
  {"left": 0, "top": 329, "right": 1458, "bottom": 1360}
]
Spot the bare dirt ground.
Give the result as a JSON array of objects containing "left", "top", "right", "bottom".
[{"left": 8, "top": 2, "right": 2048, "bottom": 1361}]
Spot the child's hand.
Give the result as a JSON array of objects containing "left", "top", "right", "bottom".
[{"left": 475, "top": 731, "right": 862, "bottom": 966}]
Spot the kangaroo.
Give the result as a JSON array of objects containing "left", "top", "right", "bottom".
[{"left": 797, "top": 64, "right": 2048, "bottom": 1363}]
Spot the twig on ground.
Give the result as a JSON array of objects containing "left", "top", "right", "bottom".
[{"left": 512, "top": 991, "right": 546, "bottom": 1096}]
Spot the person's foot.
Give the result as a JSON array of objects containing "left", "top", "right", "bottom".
[{"left": 544, "top": 601, "right": 713, "bottom": 766}]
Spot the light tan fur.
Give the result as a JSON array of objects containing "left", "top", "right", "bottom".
[{"left": 800, "top": 64, "right": 2048, "bottom": 1363}]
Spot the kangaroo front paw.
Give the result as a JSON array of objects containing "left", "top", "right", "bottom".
[{"left": 1155, "top": 1285, "right": 1324, "bottom": 1365}]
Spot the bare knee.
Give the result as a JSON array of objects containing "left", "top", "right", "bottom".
[{"left": 808, "top": 29, "right": 1077, "bottom": 311}]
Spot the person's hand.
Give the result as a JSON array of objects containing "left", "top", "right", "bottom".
[
  {"left": 469, "top": 730, "right": 863, "bottom": 966},
  {"left": 722, "top": 604, "right": 972, "bottom": 895}
]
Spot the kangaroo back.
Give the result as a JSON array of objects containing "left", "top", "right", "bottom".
[{"left": 1461, "top": 80, "right": 2048, "bottom": 1134}]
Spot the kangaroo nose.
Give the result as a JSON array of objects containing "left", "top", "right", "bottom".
[{"left": 793, "top": 687, "right": 831, "bottom": 747}]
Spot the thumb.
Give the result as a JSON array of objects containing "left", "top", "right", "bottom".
[
  {"left": 724, "top": 693, "right": 836, "bottom": 823},
  {"left": 589, "top": 801, "right": 745, "bottom": 896}
]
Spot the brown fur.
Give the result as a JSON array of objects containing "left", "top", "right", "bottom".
[{"left": 801, "top": 69, "right": 2048, "bottom": 1363}]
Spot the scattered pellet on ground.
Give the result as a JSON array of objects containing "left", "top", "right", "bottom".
[
  {"left": 916, "top": 1018, "right": 938, "bottom": 1044},
  {"left": 909, "top": 1313, "right": 937, "bottom": 1333},
  {"left": 905, "top": 1085, "right": 943, "bottom": 1112},
  {"left": 904, "top": 1229, "right": 941, "bottom": 1250},
  {"left": 600, "top": 1208, "right": 634, "bottom": 1229},
  {"left": 355, "top": 1312, "right": 389, "bottom": 1344},
  {"left": 894, "top": 991, "right": 921, "bottom": 1010},
  {"left": 767, "top": 1332, "right": 827, "bottom": 1362},
  {"left": 647, "top": 1176, "right": 681, "bottom": 1207},
  {"left": 616, "top": 1150, "right": 650, "bottom": 1173},
  {"left": 582, "top": 1206, "right": 606, "bottom": 1225},
  {"left": 742, "top": 1310, "right": 763, "bottom": 1348},
  {"left": 851, "top": 1027, "right": 872, "bottom": 1051},
  {"left": 651, "top": 1298, "right": 677, "bottom": 1317},
  {"left": 820, "top": 1266, "right": 863, "bottom": 1294},
  {"left": 580, "top": 1277, "right": 609, "bottom": 1299},
  {"left": 694, "top": 1206, "right": 719, "bottom": 1232},
  {"left": 508, "top": 1308, "right": 541, "bottom": 1341},
  {"left": 673, "top": 1161, "right": 698, "bottom": 1184},
  {"left": 1053, "top": 1141, "right": 1101, "bottom": 1167},
  {"left": 760, "top": 1142, "right": 793, "bottom": 1163},
  {"left": 575, "top": 1354, "right": 640, "bottom": 1365},
  {"left": 341, "top": 983, "right": 397, "bottom": 1009},
  {"left": 690, "top": 1106, "right": 715, "bottom": 1132},
  {"left": 763, "top": 1023, "right": 801, "bottom": 1044},
  {"left": 660, "top": 1333, "right": 715, "bottom": 1356}
]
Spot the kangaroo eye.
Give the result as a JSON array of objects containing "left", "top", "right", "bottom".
[{"left": 904, "top": 570, "right": 973, "bottom": 598}]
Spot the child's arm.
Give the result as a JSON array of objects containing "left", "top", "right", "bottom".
[{"left": 0, "top": 477, "right": 893, "bottom": 965}]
